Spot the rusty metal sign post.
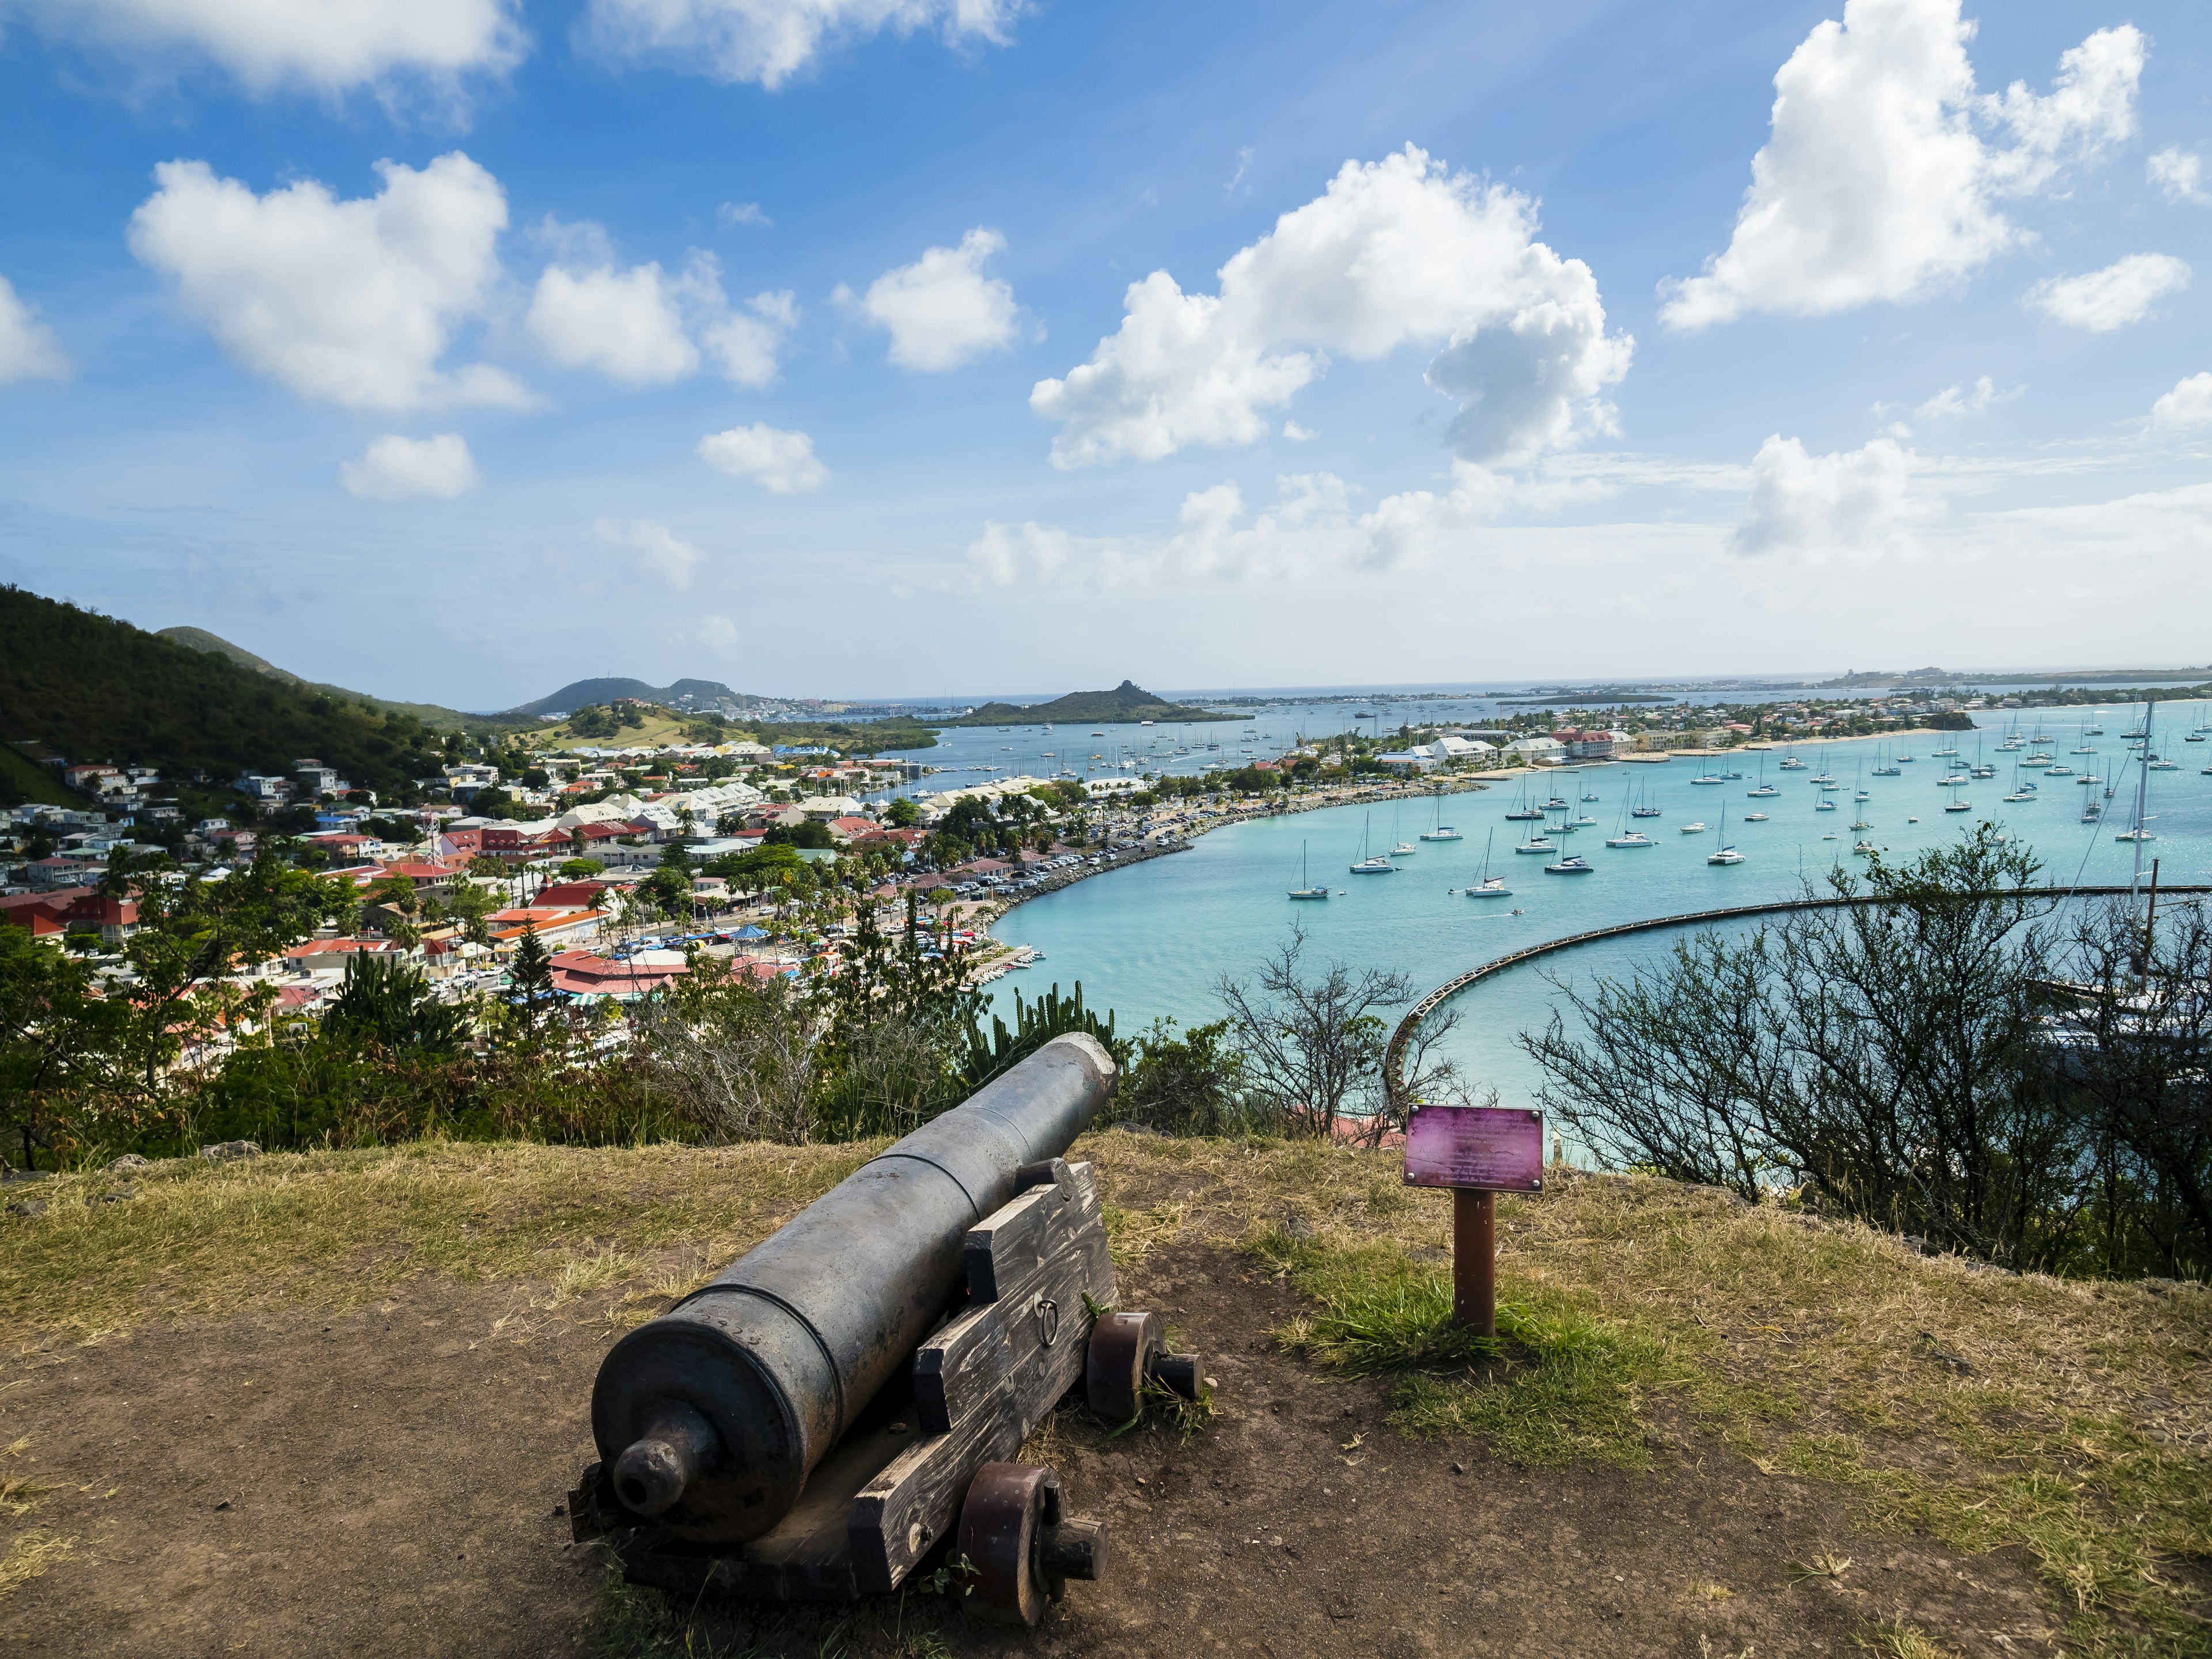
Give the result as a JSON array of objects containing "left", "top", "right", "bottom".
[{"left": 1403, "top": 1105, "right": 1544, "bottom": 1338}]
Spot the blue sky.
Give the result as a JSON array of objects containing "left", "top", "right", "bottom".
[{"left": 0, "top": 0, "right": 2206, "bottom": 709}]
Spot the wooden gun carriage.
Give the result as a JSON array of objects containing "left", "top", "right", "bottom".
[{"left": 568, "top": 1035, "right": 1200, "bottom": 1626}]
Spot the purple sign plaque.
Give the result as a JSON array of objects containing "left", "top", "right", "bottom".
[{"left": 1403, "top": 1105, "right": 1544, "bottom": 1192}]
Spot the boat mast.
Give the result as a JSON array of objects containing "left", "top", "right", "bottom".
[{"left": 2131, "top": 698, "right": 2154, "bottom": 896}]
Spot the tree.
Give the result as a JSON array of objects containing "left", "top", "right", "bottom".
[
  {"left": 322, "top": 952, "right": 471, "bottom": 1055},
  {"left": 0, "top": 923, "right": 146, "bottom": 1168},
  {"left": 1522, "top": 827, "right": 2076, "bottom": 1267},
  {"left": 503, "top": 924, "right": 559, "bottom": 1046},
  {"left": 884, "top": 796, "right": 921, "bottom": 828},
  {"left": 1119, "top": 1017, "right": 1252, "bottom": 1135},
  {"left": 1216, "top": 923, "right": 1456, "bottom": 1142}
]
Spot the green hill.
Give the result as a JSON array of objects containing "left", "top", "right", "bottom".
[
  {"left": 510, "top": 676, "right": 772, "bottom": 719},
  {"left": 155, "top": 626, "right": 487, "bottom": 731},
  {"left": 3, "top": 586, "right": 448, "bottom": 802},
  {"left": 944, "top": 680, "right": 1243, "bottom": 728}
]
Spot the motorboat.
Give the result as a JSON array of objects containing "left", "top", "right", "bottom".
[
  {"left": 1707, "top": 844, "right": 1745, "bottom": 866},
  {"left": 1744, "top": 812, "right": 1769, "bottom": 822},
  {"left": 1777, "top": 756, "right": 1808, "bottom": 770},
  {"left": 1680, "top": 821, "right": 1709, "bottom": 834}
]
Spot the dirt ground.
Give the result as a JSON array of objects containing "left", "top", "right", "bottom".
[{"left": 2, "top": 1240, "right": 2066, "bottom": 1659}]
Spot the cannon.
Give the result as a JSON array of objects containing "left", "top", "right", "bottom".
[{"left": 567, "top": 1033, "right": 1203, "bottom": 1626}]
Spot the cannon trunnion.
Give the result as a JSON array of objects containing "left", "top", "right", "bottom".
[{"left": 569, "top": 1036, "right": 1203, "bottom": 1627}]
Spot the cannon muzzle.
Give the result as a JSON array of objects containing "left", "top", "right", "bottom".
[{"left": 590, "top": 1033, "right": 1117, "bottom": 1544}]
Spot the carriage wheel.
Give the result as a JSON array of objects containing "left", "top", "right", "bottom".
[
  {"left": 957, "top": 1463, "right": 1105, "bottom": 1626},
  {"left": 1085, "top": 1310, "right": 1164, "bottom": 1423}
]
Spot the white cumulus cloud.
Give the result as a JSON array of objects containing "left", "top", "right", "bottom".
[
  {"left": 0, "top": 275, "right": 70, "bottom": 384},
  {"left": 1733, "top": 434, "right": 1941, "bottom": 559},
  {"left": 699, "top": 614, "right": 741, "bottom": 653},
  {"left": 594, "top": 517, "right": 707, "bottom": 588},
  {"left": 2, "top": 0, "right": 525, "bottom": 97},
  {"left": 581, "top": 0, "right": 1021, "bottom": 89},
  {"left": 1031, "top": 145, "right": 1630, "bottom": 471},
  {"left": 128, "top": 153, "right": 527, "bottom": 413},
  {"left": 2148, "top": 148, "right": 2207, "bottom": 206},
  {"left": 1662, "top": 1, "right": 2145, "bottom": 329},
  {"left": 969, "top": 462, "right": 1613, "bottom": 590},
  {"left": 527, "top": 240, "right": 797, "bottom": 388},
  {"left": 340, "top": 433, "right": 480, "bottom": 500},
  {"left": 850, "top": 228, "right": 1020, "bottom": 372},
  {"left": 2152, "top": 373, "right": 2212, "bottom": 430},
  {"left": 697, "top": 423, "right": 828, "bottom": 493},
  {"left": 2025, "top": 253, "right": 2191, "bottom": 332}
]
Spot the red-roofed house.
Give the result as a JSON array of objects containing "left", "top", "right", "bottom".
[
  {"left": 544, "top": 948, "right": 690, "bottom": 1000},
  {"left": 487, "top": 908, "right": 606, "bottom": 949},
  {"left": 824, "top": 816, "right": 879, "bottom": 844},
  {"left": 531, "top": 880, "right": 610, "bottom": 911}
]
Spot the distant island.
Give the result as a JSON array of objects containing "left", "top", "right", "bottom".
[{"left": 941, "top": 680, "right": 1249, "bottom": 728}]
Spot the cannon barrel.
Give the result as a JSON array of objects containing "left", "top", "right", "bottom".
[{"left": 589, "top": 1033, "right": 1117, "bottom": 1543}]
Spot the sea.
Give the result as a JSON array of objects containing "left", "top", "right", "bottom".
[{"left": 956, "top": 698, "right": 2212, "bottom": 1113}]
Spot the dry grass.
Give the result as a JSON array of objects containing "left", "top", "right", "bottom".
[
  {"left": 0, "top": 1529, "right": 73, "bottom": 1601},
  {"left": 0, "top": 1138, "right": 874, "bottom": 1342},
  {"left": 1856, "top": 1616, "right": 1963, "bottom": 1658},
  {"left": 6, "top": 1129, "right": 2209, "bottom": 1653}
]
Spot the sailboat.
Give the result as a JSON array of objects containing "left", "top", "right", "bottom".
[
  {"left": 1505, "top": 781, "right": 1544, "bottom": 822},
  {"left": 2116, "top": 702, "right": 2158, "bottom": 847},
  {"left": 1420, "top": 787, "right": 1463, "bottom": 842},
  {"left": 1707, "top": 843, "right": 1745, "bottom": 866},
  {"left": 1290, "top": 842, "right": 1329, "bottom": 900},
  {"left": 1466, "top": 830, "right": 1512, "bottom": 897},
  {"left": 1630, "top": 778, "right": 1662, "bottom": 819},
  {"left": 1747, "top": 759, "right": 1779, "bottom": 799},
  {"left": 1606, "top": 797, "right": 1654, "bottom": 848},
  {"left": 1350, "top": 815, "right": 1397, "bottom": 874}
]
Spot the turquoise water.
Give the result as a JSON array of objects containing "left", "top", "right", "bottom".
[{"left": 991, "top": 706, "right": 2212, "bottom": 1107}]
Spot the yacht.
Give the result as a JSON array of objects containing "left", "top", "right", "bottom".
[
  {"left": 1679, "top": 820, "right": 1709, "bottom": 834},
  {"left": 1419, "top": 788, "right": 1463, "bottom": 842},
  {"left": 2046, "top": 764, "right": 2074, "bottom": 777},
  {"left": 1290, "top": 843, "right": 1330, "bottom": 900},
  {"left": 1747, "top": 782, "right": 1779, "bottom": 798},
  {"left": 1944, "top": 798, "right": 1973, "bottom": 813},
  {"left": 1570, "top": 812, "right": 1598, "bottom": 828},
  {"left": 1606, "top": 829, "right": 1655, "bottom": 848},
  {"left": 1777, "top": 755, "right": 1808, "bottom": 771},
  {"left": 1514, "top": 833, "right": 1558, "bottom": 854},
  {"left": 1815, "top": 799, "right": 1838, "bottom": 812},
  {"left": 1707, "top": 844, "right": 1745, "bottom": 866},
  {"left": 2085, "top": 725, "right": 2105, "bottom": 736},
  {"left": 1690, "top": 771, "right": 1724, "bottom": 786},
  {"left": 1391, "top": 841, "right": 1418, "bottom": 857},
  {"left": 2115, "top": 827, "right": 2156, "bottom": 843},
  {"left": 1544, "top": 853, "right": 1594, "bottom": 875},
  {"left": 2149, "top": 757, "right": 2181, "bottom": 771},
  {"left": 1350, "top": 816, "right": 1397, "bottom": 873},
  {"left": 1971, "top": 764, "right": 1995, "bottom": 779},
  {"left": 2002, "top": 789, "right": 2039, "bottom": 803},
  {"left": 2078, "top": 774, "right": 2101, "bottom": 786},
  {"left": 1853, "top": 840, "right": 1879, "bottom": 857},
  {"left": 2081, "top": 801, "right": 2103, "bottom": 823},
  {"left": 1465, "top": 831, "right": 1512, "bottom": 898},
  {"left": 1849, "top": 817, "right": 1871, "bottom": 831},
  {"left": 1744, "top": 811, "right": 1769, "bottom": 822}
]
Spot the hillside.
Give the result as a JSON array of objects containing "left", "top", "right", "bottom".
[
  {"left": 511, "top": 677, "right": 772, "bottom": 719},
  {"left": 2, "top": 586, "right": 446, "bottom": 800},
  {"left": 4, "top": 1139, "right": 2202, "bottom": 1657},
  {"left": 944, "top": 679, "right": 1245, "bottom": 727},
  {"left": 155, "top": 626, "right": 487, "bottom": 732}
]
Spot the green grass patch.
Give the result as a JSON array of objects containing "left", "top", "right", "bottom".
[{"left": 1249, "top": 1225, "right": 1690, "bottom": 1469}]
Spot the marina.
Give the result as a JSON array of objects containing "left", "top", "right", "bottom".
[{"left": 991, "top": 705, "right": 2212, "bottom": 1108}]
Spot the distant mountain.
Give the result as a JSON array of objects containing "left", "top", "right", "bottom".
[
  {"left": 510, "top": 677, "right": 772, "bottom": 718},
  {"left": 156, "top": 626, "right": 484, "bottom": 730},
  {"left": 3, "top": 587, "right": 447, "bottom": 801},
  {"left": 942, "top": 680, "right": 1245, "bottom": 728}
]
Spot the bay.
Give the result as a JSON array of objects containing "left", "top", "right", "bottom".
[{"left": 987, "top": 704, "right": 2212, "bottom": 1108}]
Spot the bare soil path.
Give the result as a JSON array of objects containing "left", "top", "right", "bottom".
[{"left": 4, "top": 1241, "right": 2059, "bottom": 1659}]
